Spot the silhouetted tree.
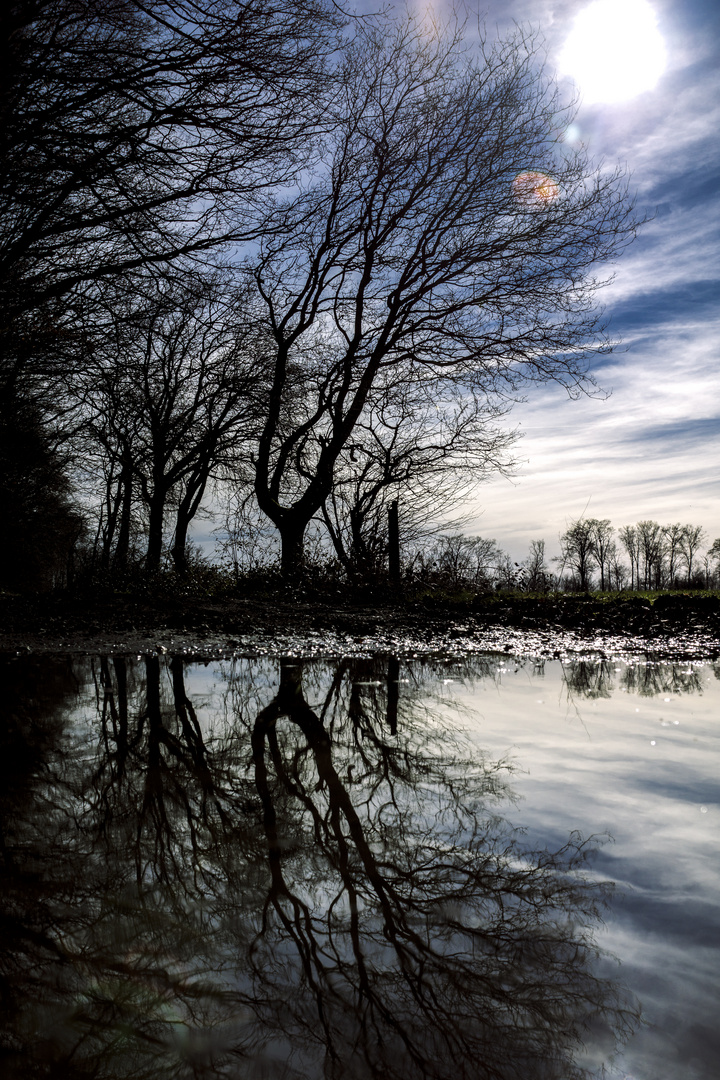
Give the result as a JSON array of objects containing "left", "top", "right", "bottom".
[
  {"left": 321, "top": 384, "right": 515, "bottom": 578},
  {"left": 679, "top": 524, "right": 706, "bottom": 585},
  {"left": 494, "top": 551, "right": 526, "bottom": 591},
  {"left": 557, "top": 518, "right": 598, "bottom": 591},
  {"left": 1, "top": 0, "right": 343, "bottom": 585},
  {"left": 618, "top": 524, "right": 640, "bottom": 590},
  {"left": 523, "top": 538, "right": 551, "bottom": 592},
  {"left": 250, "top": 16, "right": 638, "bottom": 573},
  {"left": 662, "top": 522, "right": 686, "bottom": 588},
  {"left": 413, "top": 533, "right": 504, "bottom": 591},
  {"left": 634, "top": 520, "right": 664, "bottom": 589},
  {"left": 588, "top": 518, "right": 614, "bottom": 591},
  {"left": 72, "top": 275, "right": 268, "bottom": 572},
  {"left": 1, "top": 0, "right": 341, "bottom": 382},
  {"left": 608, "top": 546, "right": 629, "bottom": 591}
]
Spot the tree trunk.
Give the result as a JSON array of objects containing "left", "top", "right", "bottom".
[
  {"left": 100, "top": 485, "right": 116, "bottom": 571},
  {"left": 171, "top": 506, "right": 191, "bottom": 576},
  {"left": 146, "top": 495, "right": 165, "bottom": 571},
  {"left": 171, "top": 524, "right": 189, "bottom": 575},
  {"left": 279, "top": 519, "right": 308, "bottom": 577},
  {"left": 171, "top": 476, "right": 208, "bottom": 576},
  {"left": 113, "top": 464, "right": 133, "bottom": 569}
]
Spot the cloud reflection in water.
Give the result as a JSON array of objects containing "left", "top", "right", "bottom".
[{"left": 0, "top": 653, "right": 649, "bottom": 1079}]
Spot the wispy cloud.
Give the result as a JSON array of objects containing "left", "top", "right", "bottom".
[
  {"left": 467, "top": 318, "right": 720, "bottom": 558},
  {"left": 452, "top": 0, "right": 720, "bottom": 559}
]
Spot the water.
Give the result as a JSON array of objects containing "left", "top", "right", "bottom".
[{"left": 1, "top": 651, "right": 718, "bottom": 1080}]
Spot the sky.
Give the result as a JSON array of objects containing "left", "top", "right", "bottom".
[{"left": 392, "top": 0, "right": 720, "bottom": 562}]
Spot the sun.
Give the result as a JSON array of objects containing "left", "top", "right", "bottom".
[{"left": 558, "top": 0, "right": 667, "bottom": 105}]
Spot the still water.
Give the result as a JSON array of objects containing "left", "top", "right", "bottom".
[{"left": 1, "top": 652, "right": 718, "bottom": 1080}]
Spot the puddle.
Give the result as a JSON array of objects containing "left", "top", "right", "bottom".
[{"left": 1, "top": 651, "right": 717, "bottom": 1079}]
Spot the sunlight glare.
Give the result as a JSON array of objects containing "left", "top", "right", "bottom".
[
  {"left": 513, "top": 172, "right": 559, "bottom": 206},
  {"left": 559, "top": 0, "right": 667, "bottom": 104}
]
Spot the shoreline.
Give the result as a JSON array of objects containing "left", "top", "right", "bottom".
[{"left": 2, "top": 592, "right": 718, "bottom": 660}]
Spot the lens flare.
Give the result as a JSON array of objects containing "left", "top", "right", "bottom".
[{"left": 513, "top": 172, "right": 560, "bottom": 206}]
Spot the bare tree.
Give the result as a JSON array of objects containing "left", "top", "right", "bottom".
[
  {"left": 523, "top": 538, "right": 551, "bottom": 592},
  {"left": 1, "top": 0, "right": 341, "bottom": 379},
  {"left": 411, "top": 533, "right": 504, "bottom": 591},
  {"left": 249, "top": 16, "right": 638, "bottom": 573},
  {"left": 589, "top": 519, "right": 614, "bottom": 591},
  {"left": 679, "top": 524, "right": 706, "bottom": 585},
  {"left": 609, "top": 547, "right": 629, "bottom": 591},
  {"left": 662, "top": 523, "right": 686, "bottom": 588},
  {"left": 556, "top": 518, "right": 598, "bottom": 592},
  {"left": 618, "top": 524, "right": 640, "bottom": 590},
  {"left": 217, "top": 489, "right": 281, "bottom": 578},
  {"left": 80, "top": 377, "right": 140, "bottom": 571},
  {"left": 616, "top": 521, "right": 710, "bottom": 592},
  {"left": 635, "top": 520, "right": 664, "bottom": 590},
  {"left": 72, "top": 275, "right": 268, "bottom": 572},
  {"left": 494, "top": 551, "right": 526, "bottom": 591},
  {"left": 321, "top": 381, "right": 515, "bottom": 577},
  {"left": 1, "top": 0, "right": 343, "bottom": 585}
]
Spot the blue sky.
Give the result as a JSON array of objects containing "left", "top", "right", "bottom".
[{"left": 391, "top": 0, "right": 720, "bottom": 561}]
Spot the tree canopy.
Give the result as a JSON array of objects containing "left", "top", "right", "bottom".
[{"left": 1, "top": 5, "right": 646, "bottom": 584}]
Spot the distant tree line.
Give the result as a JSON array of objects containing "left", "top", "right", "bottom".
[
  {"left": 554, "top": 517, "right": 719, "bottom": 593},
  {"left": 391, "top": 522, "right": 720, "bottom": 594},
  {"left": 2, "top": 0, "right": 642, "bottom": 591}
]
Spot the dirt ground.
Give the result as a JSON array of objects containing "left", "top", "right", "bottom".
[{"left": 1, "top": 590, "right": 718, "bottom": 660}]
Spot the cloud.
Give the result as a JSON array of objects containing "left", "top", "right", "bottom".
[
  {"left": 459, "top": 0, "right": 720, "bottom": 562},
  {"left": 452, "top": 657, "right": 720, "bottom": 1080},
  {"left": 465, "top": 319, "right": 720, "bottom": 559},
  {"left": 601, "top": 202, "right": 720, "bottom": 311}
]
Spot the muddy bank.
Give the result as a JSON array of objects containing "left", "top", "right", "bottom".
[{"left": 1, "top": 590, "right": 718, "bottom": 660}]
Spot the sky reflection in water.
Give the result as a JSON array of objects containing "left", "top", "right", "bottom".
[{"left": 0, "top": 653, "right": 717, "bottom": 1080}]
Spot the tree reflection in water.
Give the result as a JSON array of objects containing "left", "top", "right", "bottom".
[
  {"left": 0, "top": 654, "right": 638, "bottom": 1080},
  {"left": 560, "top": 657, "right": 705, "bottom": 700}
]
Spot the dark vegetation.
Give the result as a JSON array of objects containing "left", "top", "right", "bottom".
[
  {"left": 2, "top": 510, "right": 718, "bottom": 649},
  {"left": 1, "top": 559, "right": 718, "bottom": 651}
]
